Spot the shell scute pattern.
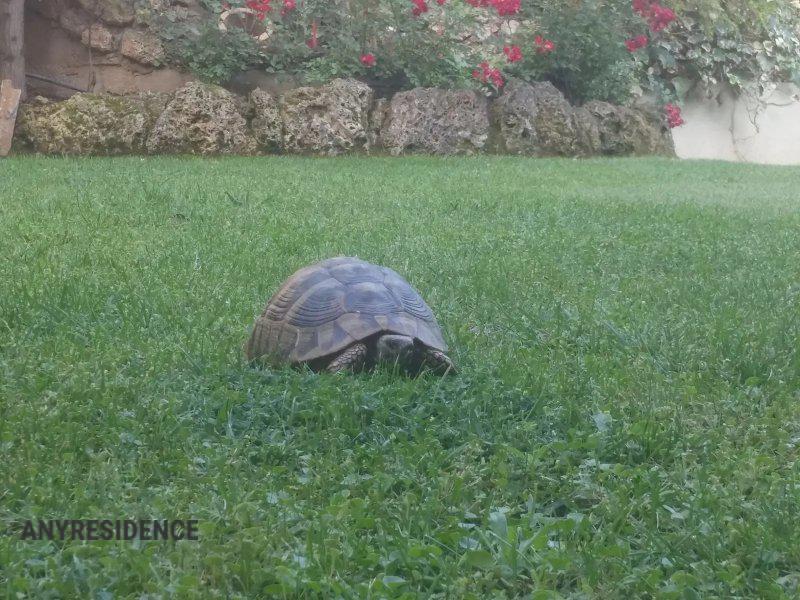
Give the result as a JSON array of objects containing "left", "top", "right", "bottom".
[
  {"left": 246, "top": 257, "right": 448, "bottom": 364},
  {"left": 344, "top": 281, "right": 402, "bottom": 315},
  {"left": 265, "top": 266, "right": 330, "bottom": 321},
  {"left": 287, "top": 279, "right": 347, "bottom": 328},
  {"left": 382, "top": 268, "right": 435, "bottom": 321},
  {"left": 329, "top": 261, "right": 385, "bottom": 285}
]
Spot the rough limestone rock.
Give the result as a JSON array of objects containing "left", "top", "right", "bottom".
[
  {"left": 121, "top": 30, "right": 166, "bottom": 66},
  {"left": 60, "top": 9, "right": 88, "bottom": 37},
  {"left": 583, "top": 101, "right": 674, "bottom": 156},
  {"left": 526, "top": 82, "right": 580, "bottom": 156},
  {"left": 490, "top": 80, "right": 579, "bottom": 156},
  {"left": 12, "top": 78, "right": 674, "bottom": 158},
  {"left": 76, "top": 0, "right": 135, "bottom": 26},
  {"left": 249, "top": 88, "right": 282, "bottom": 151},
  {"left": 147, "top": 83, "right": 257, "bottom": 155},
  {"left": 571, "top": 106, "right": 602, "bottom": 156},
  {"left": 81, "top": 24, "right": 116, "bottom": 53},
  {"left": 280, "top": 78, "right": 373, "bottom": 155},
  {"left": 381, "top": 88, "right": 489, "bottom": 155},
  {"left": 367, "top": 97, "right": 389, "bottom": 150},
  {"left": 17, "top": 93, "right": 167, "bottom": 155}
]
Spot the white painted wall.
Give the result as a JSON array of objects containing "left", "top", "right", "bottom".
[{"left": 672, "top": 83, "right": 800, "bottom": 165}]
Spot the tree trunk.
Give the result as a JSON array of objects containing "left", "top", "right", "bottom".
[
  {"left": 0, "top": 79, "right": 22, "bottom": 156},
  {"left": 0, "top": 0, "right": 25, "bottom": 100}
]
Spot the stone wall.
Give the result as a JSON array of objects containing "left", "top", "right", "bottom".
[
  {"left": 13, "top": 78, "right": 675, "bottom": 157},
  {"left": 24, "top": 0, "right": 304, "bottom": 99},
  {"left": 24, "top": 0, "right": 182, "bottom": 98}
]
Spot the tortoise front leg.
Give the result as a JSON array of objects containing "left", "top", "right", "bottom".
[
  {"left": 326, "top": 342, "right": 368, "bottom": 374},
  {"left": 422, "top": 348, "right": 456, "bottom": 375}
]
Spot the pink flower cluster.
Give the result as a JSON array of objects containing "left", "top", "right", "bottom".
[
  {"left": 411, "top": 0, "right": 428, "bottom": 16},
  {"left": 534, "top": 35, "right": 555, "bottom": 54},
  {"left": 464, "top": 0, "right": 520, "bottom": 16},
  {"left": 306, "top": 21, "right": 318, "bottom": 48},
  {"left": 664, "top": 103, "right": 684, "bottom": 127},
  {"left": 472, "top": 61, "right": 504, "bottom": 87},
  {"left": 244, "top": 0, "right": 292, "bottom": 19},
  {"left": 632, "top": 0, "right": 676, "bottom": 32},
  {"left": 625, "top": 34, "right": 648, "bottom": 51},
  {"left": 246, "top": 0, "right": 271, "bottom": 20},
  {"left": 491, "top": 0, "right": 521, "bottom": 16},
  {"left": 360, "top": 53, "right": 376, "bottom": 67},
  {"left": 410, "top": 0, "right": 447, "bottom": 14},
  {"left": 503, "top": 45, "right": 522, "bottom": 63}
]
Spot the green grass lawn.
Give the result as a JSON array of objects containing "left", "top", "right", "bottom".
[{"left": 1, "top": 156, "right": 799, "bottom": 598}]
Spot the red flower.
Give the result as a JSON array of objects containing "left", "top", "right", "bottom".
[
  {"left": 411, "top": 0, "right": 428, "bottom": 16},
  {"left": 464, "top": 0, "right": 517, "bottom": 14},
  {"left": 648, "top": 4, "right": 675, "bottom": 31},
  {"left": 632, "top": 1, "right": 676, "bottom": 32},
  {"left": 535, "top": 35, "right": 555, "bottom": 54},
  {"left": 473, "top": 61, "right": 504, "bottom": 88},
  {"left": 281, "top": 0, "right": 295, "bottom": 15},
  {"left": 632, "top": 0, "right": 653, "bottom": 17},
  {"left": 625, "top": 34, "right": 648, "bottom": 51},
  {"left": 360, "top": 53, "right": 376, "bottom": 67},
  {"left": 489, "top": 0, "right": 519, "bottom": 16},
  {"left": 306, "top": 21, "right": 318, "bottom": 48},
  {"left": 246, "top": 0, "right": 271, "bottom": 13},
  {"left": 437, "top": 0, "right": 446, "bottom": 4},
  {"left": 503, "top": 45, "right": 522, "bottom": 63},
  {"left": 664, "top": 103, "right": 684, "bottom": 128}
]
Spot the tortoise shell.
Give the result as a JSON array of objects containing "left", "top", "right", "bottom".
[{"left": 246, "top": 257, "right": 448, "bottom": 365}]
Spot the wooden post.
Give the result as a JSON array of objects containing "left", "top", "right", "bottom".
[
  {"left": 0, "top": 0, "right": 26, "bottom": 101},
  {"left": 0, "top": 79, "right": 22, "bottom": 156}
]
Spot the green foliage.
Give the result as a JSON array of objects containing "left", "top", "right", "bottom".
[
  {"left": 2, "top": 156, "right": 800, "bottom": 597},
  {"left": 283, "top": 0, "right": 480, "bottom": 89},
  {"left": 300, "top": 56, "right": 360, "bottom": 85},
  {"left": 650, "top": 0, "right": 800, "bottom": 97},
  {"left": 161, "top": 22, "right": 260, "bottom": 84},
  {"left": 148, "top": 0, "right": 799, "bottom": 102},
  {"left": 516, "top": 0, "right": 641, "bottom": 103},
  {"left": 371, "top": 27, "right": 475, "bottom": 89}
]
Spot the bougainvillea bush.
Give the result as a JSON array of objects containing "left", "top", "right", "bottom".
[
  {"left": 507, "top": 0, "right": 644, "bottom": 104},
  {"left": 156, "top": 0, "right": 800, "bottom": 125}
]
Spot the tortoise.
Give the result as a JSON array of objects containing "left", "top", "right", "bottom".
[{"left": 245, "top": 257, "right": 455, "bottom": 374}]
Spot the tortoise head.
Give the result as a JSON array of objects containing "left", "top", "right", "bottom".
[
  {"left": 375, "top": 334, "right": 455, "bottom": 375},
  {"left": 375, "top": 334, "right": 418, "bottom": 370}
]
